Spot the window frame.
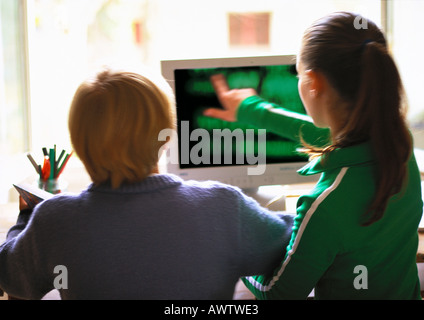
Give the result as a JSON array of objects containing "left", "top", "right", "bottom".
[{"left": 0, "top": 0, "right": 31, "bottom": 154}]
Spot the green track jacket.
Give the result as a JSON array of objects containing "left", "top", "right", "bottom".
[{"left": 238, "top": 96, "right": 423, "bottom": 300}]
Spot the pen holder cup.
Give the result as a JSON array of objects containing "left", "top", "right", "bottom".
[{"left": 38, "top": 179, "right": 67, "bottom": 194}]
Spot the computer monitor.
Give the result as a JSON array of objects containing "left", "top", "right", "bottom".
[{"left": 161, "top": 55, "right": 319, "bottom": 190}]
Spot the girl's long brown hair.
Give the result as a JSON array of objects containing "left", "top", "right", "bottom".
[{"left": 300, "top": 12, "right": 412, "bottom": 226}]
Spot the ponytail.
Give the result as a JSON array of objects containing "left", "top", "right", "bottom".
[
  {"left": 355, "top": 41, "right": 411, "bottom": 225},
  {"left": 300, "top": 12, "right": 412, "bottom": 226}
]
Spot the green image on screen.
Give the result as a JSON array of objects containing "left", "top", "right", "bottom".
[{"left": 174, "top": 64, "right": 309, "bottom": 169}]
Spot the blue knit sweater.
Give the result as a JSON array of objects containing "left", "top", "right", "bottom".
[{"left": 0, "top": 174, "right": 292, "bottom": 300}]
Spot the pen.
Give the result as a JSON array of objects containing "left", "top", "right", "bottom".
[
  {"left": 56, "top": 149, "right": 66, "bottom": 177},
  {"left": 42, "top": 157, "right": 50, "bottom": 180},
  {"left": 57, "top": 150, "right": 66, "bottom": 166},
  {"left": 54, "top": 144, "right": 57, "bottom": 177},
  {"left": 57, "top": 151, "right": 73, "bottom": 178},
  {"left": 49, "top": 148, "right": 55, "bottom": 180},
  {"left": 27, "top": 153, "right": 41, "bottom": 175}
]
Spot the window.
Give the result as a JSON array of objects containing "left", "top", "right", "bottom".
[
  {"left": 24, "top": 0, "right": 381, "bottom": 153},
  {"left": 0, "top": 0, "right": 30, "bottom": 155},
  {"left": 0, "top": 0, "right": 32, "bottom": 203},
  {"left": 229, "top": 12, "right": 271, "bottom": 48},
  {"left": 389, "top": 0, "right": 424, "bottom": 149},
  {"left": 0, "top": 0, "right": 387, "bottom": 203}
]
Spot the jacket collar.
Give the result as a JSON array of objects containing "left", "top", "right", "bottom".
[{"left": 298, "top": 141, "right": 375, "bottom": 176}]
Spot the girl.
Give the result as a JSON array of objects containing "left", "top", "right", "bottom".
[{"left": 205, "top": 12, "right": 423, "bottom": 299}]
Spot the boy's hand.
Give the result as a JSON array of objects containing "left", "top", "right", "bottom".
[{"left": 19, "top": 196, "right": 30, "bottom": 211}]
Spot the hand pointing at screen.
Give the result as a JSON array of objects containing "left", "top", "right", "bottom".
[{"left": 203, "top": 74, "right": 257, "bottom": 122}]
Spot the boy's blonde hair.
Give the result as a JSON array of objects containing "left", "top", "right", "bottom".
[{"left": 68, "top": 69, "right": 176, "bottom": 188}]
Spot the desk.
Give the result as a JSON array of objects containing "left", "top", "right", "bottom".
[
  {"left": 0, "top": 203, "right": 20, "bottom": 244},
  {"left": 0, "top": 203, "right": 20, "bottom": 300}
]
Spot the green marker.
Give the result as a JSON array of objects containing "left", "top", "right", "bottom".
[{"left": 49, "top": 148, "right": 55, "bottom": 180}]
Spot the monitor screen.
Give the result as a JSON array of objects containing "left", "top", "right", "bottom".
[{"left": 161, "top": 56, "right": 319, "bottom": 190}]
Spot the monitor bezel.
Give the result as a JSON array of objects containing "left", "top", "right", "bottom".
[{"left": 161, "top": 55, "right": 318, "bottom": 189}]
